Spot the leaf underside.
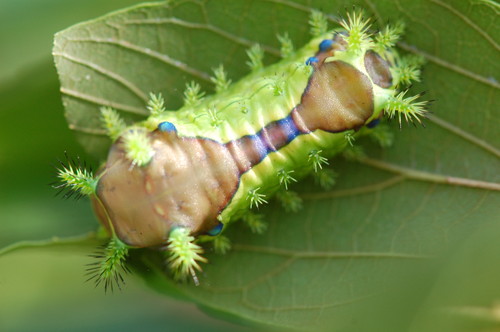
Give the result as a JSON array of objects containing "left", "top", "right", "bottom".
[{"left": 52, "top": 0, "right": 499, "bottom": 330}]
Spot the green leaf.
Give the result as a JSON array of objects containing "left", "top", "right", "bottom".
[
  {"left": 0, "top": 0, "right": 142, "bottom": 84},
  {"left": 409, "top": 221, "right": 500, "bottom": 332},
  {"left": 51, "top": 0, "right": 499, "bottom": 330},
  {"left": 0, "top": 237, "right": 241, "bottom": 332}
]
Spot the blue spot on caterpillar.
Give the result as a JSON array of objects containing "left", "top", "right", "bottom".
[
  {"left": 366, "top": 118, "right": 381, "bottom": 128},
  {"left": 158, "top": 121, "right": 177, "bottom": 133},
  {"left": 56, "top": 11, "right": 428, "bottom": 289},
  {"left": 306, "top": 56, "right": 319, "bottom": 65},
  {"left": 206, "top": 222, "right": 224, "bottom": 236},
  {"left": 318, "top": 39, "right": 334, "bottom": 52}
]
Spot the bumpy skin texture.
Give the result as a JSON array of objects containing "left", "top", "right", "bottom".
[{"left": 92, "top": 32, "right": 396, "bottom": 248}]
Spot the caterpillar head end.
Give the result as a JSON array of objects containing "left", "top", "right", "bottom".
[
  {"left": 373, "top": 21, "right": 405, "bottom": 55},
  {"left": 333, "top": 12, "right": 427, "bottom": 128},
  {"left": 339, "top": 11, "right": 373, "bottom": 53}
]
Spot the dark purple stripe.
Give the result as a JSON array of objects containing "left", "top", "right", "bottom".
[{"left": 228, "top": 114, "right": 302, "bottom": 169}]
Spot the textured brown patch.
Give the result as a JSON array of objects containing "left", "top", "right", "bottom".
[
  {"left": 296, "top": 60, "right": 374, "bottom": 132},
  {"left": 259, "top": 122, "right": 287, "bottom": 151},
  {"left": 94, "top": 132, "right": 240, "bottom": 247},
  {"left": 291, "top": 108, "right": 310, "bottom": 133},
  {"left": 364, "top": 50, "right": 393, "bottom": 88},
  {"left": 226, "top": 136, "right": 264, "bottom": 173}
]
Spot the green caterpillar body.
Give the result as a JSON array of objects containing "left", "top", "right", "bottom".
[
  {"left": 57, "top": 12, "right": 427, "bottom": 285},
  {"left": 93, "top": 32, "right": 393, "bottom": 248}
]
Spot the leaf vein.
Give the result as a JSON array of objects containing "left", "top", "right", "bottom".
[
  {"left": 301, "top": 176, "right": 405, "bottom": 200},
  {"left": 241, "top": 294, "right": 375, "bottom": 312},
  {"left": 398, "top": 41, "right": 500, "bottom": 89},
  {"left": 428, "top": 114, "right": 500, "bottom": 158},
  {"left": 232, "top": 244, "right": 429, "bottom": 259},
  {"left": 429, "top": 0, "right": 500, "bottom": 52},
  {"left": 61, "top": 87, "right": 148, "bottom": 115},
  {"left": 359, "top": 157, "right": 500, "bottom": 190},
  {"left": 390, "top": 184, "right": 437, "bottom": 252},
  {"left": 53, "top": 52, "right": 149, "bottom": 102},
  {"left": 67, "top": 37, "right": 212, "bottom": 82},
  {"left": 123, "top": 17, "right": 281, "bottom": 56}
]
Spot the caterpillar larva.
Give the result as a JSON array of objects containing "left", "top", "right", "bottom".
[{"left": 56, "top": 11, "right": 427, "bottom": 290}]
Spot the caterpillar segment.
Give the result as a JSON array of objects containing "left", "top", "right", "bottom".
[{"left": 57, "top": 11, "right": 427, "bottom": 286}]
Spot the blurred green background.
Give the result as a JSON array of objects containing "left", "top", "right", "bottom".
[
  {"left": 0, "top": 1, "right": 248, "bottom": 331},
  {"left": 1, "top": 0, "right": 499, "bottom": 331}
]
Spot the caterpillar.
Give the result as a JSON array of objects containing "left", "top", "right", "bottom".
[{"left": 56, "top": 11, "right": 427, "bottom": 290}]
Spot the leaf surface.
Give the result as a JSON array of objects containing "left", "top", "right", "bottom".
[{"left": 51, "top": 0, "right": 499, "bottom": 330}]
